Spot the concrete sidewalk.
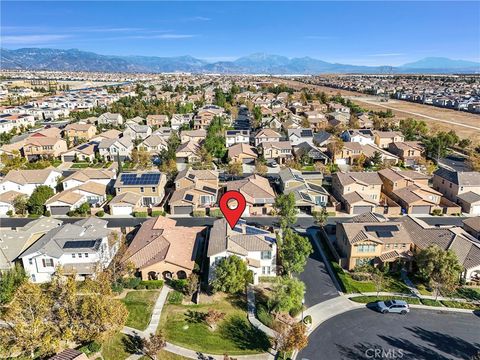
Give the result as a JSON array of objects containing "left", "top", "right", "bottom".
[{"left": 247, "top": 285, "right": 278, "bottom": 338}]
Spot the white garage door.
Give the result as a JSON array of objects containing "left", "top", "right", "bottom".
[
  {"left": 0, "top": 205, "right": 11, "bottom": 215},
  {"left": 472, "top": 205, "right": 480, "bottom": 215},
  {"left": 112, "top": 205, "right": 133, "bottom": 216}
]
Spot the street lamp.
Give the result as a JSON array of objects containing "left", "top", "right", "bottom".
[{"left": 301, "top": 297, "right": 305, "bottom": 322}]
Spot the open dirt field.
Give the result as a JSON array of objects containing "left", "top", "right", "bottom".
[{"left": 279, "top": 79, "right": 480, "bottom": 144}]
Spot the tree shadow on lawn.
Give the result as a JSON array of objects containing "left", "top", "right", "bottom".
[
  {"left": 226, "top": 293, "right": 248, "bottom": 310},
  {"left": 219, "top": 315, "right": 271, "bottom": 352},
  {"left": 122, "top": 333, "right": 144, "bottom": 354},
  {"left": 185, "top": 309, "right": 207, "bottom": 323}
]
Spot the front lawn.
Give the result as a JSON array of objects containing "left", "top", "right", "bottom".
[
  {"left": 440, "top": 300, "right": 480, "bottom": 310},
  {"left": 455, "top": 287, "right": 480, "bottom": 301},
  {"left": 159, "top": 293, "right": 270, "bottom": 355},
  {"left": 349, "top": 295, "right": 421, "bottom": 305},
  {"left": 71, "top": 162, "right": 90, "bottom": 168},
  {"left": 121, "top": 290, "right": 160, "bottom": 330},
  {"left": 101, "top": 333, "right": 136, "bottom": 360},
  {"left": 420, "top": 298, "right": 442, "bottom": 307}
]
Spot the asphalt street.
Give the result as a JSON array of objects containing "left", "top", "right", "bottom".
[
  {"left": 0, "top": 215, "right": 467, "bottom": 229},
  {"left": 297, "top": 228, "right": 339, "bottom": 307},
  {"left": 298, "top": 308, "right": 480, "bottom": 360}
]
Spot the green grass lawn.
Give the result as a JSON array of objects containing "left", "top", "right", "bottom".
[
  {"left": 455, "top": 287, "right": 480, "bottom": 301},
  {"left": 420, "top": 299, "right": 443, "bottom": 307},
  {"left": 121, "top": 290, "right": 160, "bottom": 331},
  {"left": 440, "top": 300, "right": 480, "bottom": 310},
  {"left": 101, "top": 333, "right": 136, "bottom": 360},
  {"left": 159, "top": 293, "right": 270, "bottom": 355},
  {"left": 71, "top": 162, "right": 90, "bottom": 168},
  {"left": 349, "top": 295, "right": 421, "bottom": 305}
]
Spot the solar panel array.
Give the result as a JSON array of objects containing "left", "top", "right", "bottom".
[
  {"left": 203, "top": 186, "right": 217, "bottom": 194},
  {"left": 246, "top": 226, "right": 269, "bottom": 235},
  {"left": 63, "top": 240, "right": 97, "bottom": 249},
  {"left": 184, "top": 194, "right": 194, "bottom": 201},
  {"left": 77, "top": 143, "right": 91, "bottom": 150},
  {"left": 300, "top": 192, "right": 312, "bottom": 202},
  {"left": 233, "top": 226, "right": 243, "bottom": 233},
  {"left": 301, "top": 129, "right": 313, "bottom": 137},
  {"left": 365, "top": 225, "right": 399, "bottom": 238},
  {"left": 188, "top": 173, "right": 196, "bottom": 180},
  {"left": 121, "top": 173, "right": 161, "bottom": 185},
  {"left": 265, "top": 236, "right": 276, "bottom": 243}
]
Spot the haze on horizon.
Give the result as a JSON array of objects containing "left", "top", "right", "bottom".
[{"left": 1, "top": 1, "right": 479, "bottom": 66}]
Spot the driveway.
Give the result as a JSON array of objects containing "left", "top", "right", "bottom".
[
  {"left": 298, "top": 308, "right": 480, "bottom": 360},
  {"left": 296, "top": 227, "right": 339, "bottom": 307}
]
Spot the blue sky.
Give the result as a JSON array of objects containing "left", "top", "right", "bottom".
[{"left": 2, "top": 1, "right": 479, "bottom": 65}]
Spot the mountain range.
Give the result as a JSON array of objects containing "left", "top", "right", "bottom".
[{"left": 1, "top": 48, "right": 479, "bottom": 74}]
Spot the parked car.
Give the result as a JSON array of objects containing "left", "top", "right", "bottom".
[{"left": 376, "top": 299, "right": 410, "bottom": 314}]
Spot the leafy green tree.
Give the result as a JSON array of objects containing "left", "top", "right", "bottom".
[
  {"left": 399, "top": 119, "right": 428, "bottom": 140},
  {"left": 226, "top": 162, "right": 243, "bottom": 177},
  {"left": 278, "top": 228, "right": 313, "bottom": 276},
  {"left": 272, "top": 277, "right": 305, "bottom": 313},
  {"left": 424, "top": 130, "right": 459, "bottom": 162},
  {"left": 214, "top": 88, "right": 226, "bottom": 108},
  {"left": 416, "top": 244, "right": 463, "bottom": 300},
  {"left": 369, "top": 151, "right": 383, "bottom": 167},
  {"left": 274, "top": 193, "right": 297, "bottom": 229},
  {"left": 0, "top": 264, "right": 27, "bottom": 305},
  {"left": 13, "top": 194, "right": 28, "bottom": 216},
  {"left": 313, "top": 207, "right": 329, "bottom": 227},
  {"left": 28, "top": 185, "right": 54, "bottom": 215},
  {"left": 211, "top": 255, "right": 250, "bottom": 294}
]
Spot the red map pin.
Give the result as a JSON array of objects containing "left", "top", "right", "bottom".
[{"left": 219, "top": 190, "right": 246, "bottom": 229}]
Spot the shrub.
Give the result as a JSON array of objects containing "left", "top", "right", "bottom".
[
  {"left": 431, "top": 209, "right": 443, "bottom": 216},
  {"left": 139, "top": 279, "right": 164, "bottom": 290},
  {"left": 303, "top": 315, "right": 312, "bottom": 325},
  {"left": 111, "top": 282, "right": 123, "bottom": 293},
  {"left": 192, "top": 210, "right": 206, "bottom": 217},
  {"left": 44, "top": 210, "right": 51, "bottom": 217},
  {"left": 256, "top": 303, "right": 274, "bottom": 328},
  {"left": 96, "top": 210, "right": 105, "bottom": 217},
  {"left": 289, "top": 305, "right": 303, "bottom": 317},
  {"left": 168, "top": 279, "right": 188, "bottom": 293},
  {"left": 167, "top": 290, "right": 184, "bottom": 304},
  {"left": 136, "top": 284, "right": 146, "bottom": 290},
  {"left": 6, "top": 210, "right": 13, "bottom": 216},
  {"left": 133, "top": 211, "right": 148, "bottom": 218},
  {"left": 351, "top": 272, "right": 371, "bottom": 281},
  {"left": 123, "top": 277, "right": 141, "bottom": 289},
  {"left": 87, "top": 341, "right": 101, "bottom": 353},
  {"left": 209, "top": 209, "right": 223, "bottom": 218},
  {"left": 151, "top": 210, "right": 165, "bottom": 217}
]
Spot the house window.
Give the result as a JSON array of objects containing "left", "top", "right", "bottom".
[
  {"left": 28, "top": 258, "right": 33, "bottom": 265},
  {"left": 385, "top": 244, "right": 390, "bottom": 249},
  {"left": 141, "top": 187, "right": 144, "bottom": 193},
  {"left": 152, "top": 187, "right": 156, "bottom": 192},
  {"left": 78, "top": 253, "right": 82, "bottom": 258},
  {"left": 72, "top": 254, "right": 76, "bottom": 258},
  {"left": 42, "top": 259, "right": 54, "bottom": 267},
  {"left": 262, "top": 266, "right": 271, "bottom": 275},
  {"left": 85, "top": 253, "right": 89, "bottom": 258},
  {"left": 394, "top": 244, "right": 398, "bottom": 249},
  {"left": 261, "top": 251, "right": 272, "bottom": 260},
  {"left": 31, "top": 274, "right": 36, "bottom": 282}
]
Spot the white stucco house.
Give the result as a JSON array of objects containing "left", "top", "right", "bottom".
[{"left": 0, "top": 168, "right": 62, "bottom": 196}]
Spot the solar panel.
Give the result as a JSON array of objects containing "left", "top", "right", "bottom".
[
  {"left": 187, "top": 174, "right": 196, "bottom": 180},
  {"left": 246, "top": 226, "right": 269, "bottom": 235},
  {"left": 293, "top": 175, "right": 305, "bottom": 182},
  {"left": 237, "top": 219, "right": 246, "bottom": 225},
  {"left": 184, "top": 194, "right": 194, "bottom": 201},
  {"left": 203, "top": 186, "right": 217, "bottom": 194},
  {"left": 300, "top": 129, "right": 313, "bottom": 137},
  {"left": 77, "top": 143, "right": 90, "bottom": 150},
  {"left": 121, "top": 173, "right": 161, "bottom": 185},
  {"left": 364, "top": 225, "right": 399, "bottom": 233},
  {"left": 377, "top": 231, "right": 394, "bottom": 238},
  {"left": 233, "top": 226, "right": 243, "bottom": 233},
  {"left": 265, "top": 236, "right": 276, "bottom": 243},
  {"left": 63, "top": 240, "right": 97, "bottom": 249},
  {"left": 300, "top": 192, "right": 312, "bottom": 202}
]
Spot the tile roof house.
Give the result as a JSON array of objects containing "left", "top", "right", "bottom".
[
  {"left": 388, "top": 141, "right": 424, "bottom": 166},
  {"left": 98, "top": 137, "right": 133, "bottom": 161},
  {"left": 169, "top": 169, "right": 219, "bottom": 215},
  {"left": 138, "top": 134, "right": 168, "bottom": 155},
  {"left": 171, "top": 113, "right": 194, "bottom": 130},
  {"left": 114, "top": 171, "right": 167, "bottom": 207},
  {"left": 207, "top": 218, "right": 277, "bottom": 284},
  {"left": 123, "top": 216, "right": 205, "bottom": 280},
  {"left": 22, "top": 137, "right": 68, "bottom": 160},
  {"left": 46, "top": 182, "right": 107, "bottom": 215},
  {"left": 254, "top": 129, "right": 281, "bottom": 147},
  {"left": 379, "top": 168, "right": 441, "bottom": 215},
  {"left": 61, "top": 140, "right": 99, "bottom": 163},
  {"left": 463, "top": 217, "right": 480, "bottom": 240},
  {"left": 332, "top": 172, "right": 383, "bottom": 214},
  {"left": 337, "top": 219, "right": 413, "bottom": 270},
  {"left": 374, "top": 131, "right": 405, "bottom": 149},
  {"left": 226, "top": 174, "right": 275, "bottom": 215},
  {"left": 228, "top": 143, "right": 258, "bottom": 164},
  {"left": 0, "top": 217, "right": 62, "bottom": 271},
  {"left": 176, "top": 140, "right": 201, "bottom": 164},
  {"left": 288, "top": 128, "right": 314, "bottom": 146},
  {"left": 62, "top": 168, "right": 116, "bottom": 190},
  {"left": 341, "top": 129, "right": 375, "bottom": 145},
  {"left": 279, "top": 168, "right": 329, "bottom": 214},
  {"left": 19, "top": 218, "right": 120, "bottom": 283},
  {"left": 0, "top": 168, "right": 62, "bottom": 196},
  {"left": 180, "top": 129, "right": 207, "bottom": 144},
  {"left": 123, "top": 121, "right": 152, "bottom": 140},
  {"left": 0, "top": 190, "right": 23, "bottom": 215},
  {"left": 64, "top": 122, "right": 97, "bottom": 141},
  {"left": 108, "top": 191, "right": 143, "bottom": 216},
  {"left": 146, "top": 114, "right": 169, "bottom": 127},
  {"left": 261, "top": 141, "right": 293, "bottom": 164},
  {"left": 97, "top": 112, "right": 123, "bottom": 126},
  {"left": 432, "top": 168, "right": 480, "bottom": 215},
  {"left": 48, "top": 349, "right": 88, "bottom": 360},
  {"left": 225, "top": 129, "right": 250, "bottom": 148}
]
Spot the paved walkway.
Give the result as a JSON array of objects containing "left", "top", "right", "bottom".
[{"left": 247, "top": 285, "right": 278, "bottom": 338}]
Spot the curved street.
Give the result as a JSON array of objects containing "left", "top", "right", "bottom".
[{"left": 298, "top": 308, "right": 480, "bottom": 360}]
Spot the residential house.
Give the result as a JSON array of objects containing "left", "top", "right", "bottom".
[
  {"left": 0, "top": 190, "right": 23, "bottom": 215},
  {"left": 64, "top": 123, "right": 97, "bottom": 142},
  {"left": 332, "top": 172, "right": 383, "bottom": 214},
  {"left": 303, "top": 111, "right": 327, "bottom": 131},
  {"left": 279, "top": 168, "right": 329, "bottom": 214},
  {"left": 463, "top": 217, "right": 480, "bottom": 239},
  {"left": 138, "top": 134, "right": 168, "bottom": 156},
  {"left": 207, "top": 218, "right": 277, "bottom": 284},
  {"left": 123, "top": 216, "right": 205, "bottom": 280},
  {"left": 193, "top": 105, "right": 225, "bottom": 129},
  {"left": 114, "top": 171, "right": 167, "bottom": 206},
  {"left": 123, "top": 122, "right": 152, "bottom": 140},
  {"left": 45, "top": 182, "right": 107, "bottom": 215},
  {"left": 19, "top": 218, "right": 120, "bottom": 283},
  {"left": 226, "top": 175, "right": 275, "bottom": 215},
  {"left": 0, "top": 168, "right": 62, "bottom": 196},
  {"left": 98, "top": 137, "right": 133, "bottom": 161},
  {"left": 171, "top": 113, "right": 194, "bottom": 130},
  {"left": 97, "top": 112, "right": 123, "bottom": 126},
  {"left": 313, "top": 131, "right": 334, "bottom": 149},
  {"left": 176, "top": 141, "right": 201, "bottom": 164},
  {"left": 180, "top": 129, "right": 206, "bottom": 144},
  {"left": 341, "top": 129, "right": 375, "bottom": 145},
  {"left": 261, "top": 141, "right": 293, "bottom": 164},
  {"left": 254, "top": 129, "right": 281, "bottom": 147},
  {"left": 92, "top": 129, "right": 122, "bottom": 142},
  {"left": 433, "top": 168, "right": 480, "bottom": 215},
  {"left": 388, "top": 141, "right": 424, "bottom": 166},
  {"left": 62, "top": 168, "right": 116, "bottom": 190},
  {"left": 287, "top": 128, "right": 314, "bottom": 146},
  {"left": 49, "top": 349, "right": 88, "bottom": 360},
  {"left": 61, "top": 141, "right": 98, "bottom": 162},
  {"left": 108, "top": 192, "right": 143, "bottom": 216},
  {"left": 374, "top": 131, "right": 405, "bottom": 149},
  {"left": 336, "top": 217, "right": 413, "bottom": 270},
  {"left": 169, "top": 169, "right": 219, "bottom": 215},
  {"left": 228, "top": 143, "right": 258, "bottom": 164},
  {"left": 293, "top": 141, "right": 329, "bottom": 165},
  {"left": 146, "top": 114, "right": 169, "bottom": 127},
  {"left": 379, "top": 168, "right": 441, "bottom": 214},
  {"left": 225, "top": 130, "right": 250, "bottom": 147},
  {"left": 22, "top": 137, "right": 67, "bottom": 160},
  {"left": 0, "top": 217, "right": 62, "bottom": 271}
]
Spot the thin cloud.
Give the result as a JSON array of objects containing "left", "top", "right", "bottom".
[
  {"left": 1, "top": 34, "right": 71, "bottom": 44},
  {"left": 125, "top": 34, "right": 198, "bottom": 40}
]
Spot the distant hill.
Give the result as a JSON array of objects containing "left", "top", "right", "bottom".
[{"left": 1, "top": 48, "right": 479, "bottom": 74}]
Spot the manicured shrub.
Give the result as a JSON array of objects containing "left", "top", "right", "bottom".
[
  {"left": 6, "top": 210, "right": 13, "bottom": 216},
  {"left": 138, "top": 279, "right": 164, "bottom": 290},
  {"left": 167, "top": 278, "right": 188, "bottom": 293},
  {"left": 96, "top": 210, "right": 105, "bottom": 217},
  {"left": 151, "top": 210, "right": 165, "bottom": 217},
  {"left": 123, "top": 277, "right": 141, "bottom": 289},
  {"left": 209, "top": 209, "right": 223, "bottom": 218},
  {"left": 256, "top": 303, "right": 274, "bottom": 328},
  {"left": 133, "top": 211, "right": 148, "bottom": 218},
  {"left": 111, "top": 282, "right": 123, "bottom": 293},
  {"left": 192, "top": 210, "right": 206, "bottom": 217},
  {"left": 44, "top": 210, "right": 51, "bottom": 217},
  {"left": 167, "top": 290, "right": 184, "bottom": 304},
  {"left": 431, "top": 209, "right": 443, "bottom": 216},
  {"left": 136, "top": 284, "right": 146, "bottom": 290}
]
